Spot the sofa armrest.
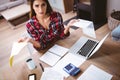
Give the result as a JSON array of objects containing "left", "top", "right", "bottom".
[
  {"left": 0, "top": 4, "right": 7, "bottom": 12},
  {"left": 23, "top": 0, "right": 27, "bottom": 4},
  {"left": 7, "top": 0, "right": 25, "bottom": 9}
]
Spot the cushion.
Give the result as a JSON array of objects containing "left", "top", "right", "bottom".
[
  {"left": 0, "top": 0, "right": 9, "bottom": 5},
  {"left": 10, "top": 0, "right": 17, "bottom": 1},
  {"left": 0, "top": 4, "right": 7, "bottom": 11},
  {"left": 6, "top": 0, "right": 24, "bottom": 9},
  {"left": 111, "top": 25, "right": 120, "bottom": 41}
]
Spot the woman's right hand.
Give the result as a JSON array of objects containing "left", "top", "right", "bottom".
[
  {"left": 18, "top": 37, "right": 41, "bottom": 48},
  {"left": 18, "top": 37, "right": 30, "bottom": 43}
]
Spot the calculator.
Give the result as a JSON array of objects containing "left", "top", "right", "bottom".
[{"left": 63, "top": 63, "right": 80, "bottom": 76}]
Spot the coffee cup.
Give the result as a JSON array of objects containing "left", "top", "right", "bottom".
[{"left": 26, "top": 58, "right": 36, "bottom": 70}]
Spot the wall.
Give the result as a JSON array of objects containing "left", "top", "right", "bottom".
[
  {"left": 48, "top": 0, "right": 74, "bottom": 13},
  {"left": 48, "top": 0, "right": 64, "bottom": 12},
  {"left": 49, "top": 0, "right": 120, "bottom": 16},
  {"left": 107, "top": 0, "right": 120, "bottom": 16}
]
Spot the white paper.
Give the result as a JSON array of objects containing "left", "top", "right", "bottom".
[
  {"left": 9, "top": 42, "right": 27, "bottom": 67},
  {"left": 11, "top": 42, "right": 27, "bottom": 56},
  {"left": 40, "top": 67, "right": 64, "bottom": 80},
  {"left": 82, "top": 22, "right": 96, "bottom": 38},
  {"left": 48, "top": 44, "right": 69, "bottom": 57},
  {"left": 72, "top": 19, "right": 96, "bottom": 38},
  {"left": 52, "top": 53, "right": 86, "bottom": 77},
  {"left": 40, "top": 51, "right": 61, "bottom": 66},
  {"left": 73, "top": 19, "right": 92, "bottom": 28},
  {"left": 39, "top": 44, "right": 69, "bottom": 66},
  {"left": 77, "top": 65, "right": 113, "bottom": 80}
]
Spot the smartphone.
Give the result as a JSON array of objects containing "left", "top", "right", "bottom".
[
  {"left": 28, "top": 74, "right": 36, "bottom": 80},
  {"left": 63, "top": 63, "right": 80, "bottom": 76}
]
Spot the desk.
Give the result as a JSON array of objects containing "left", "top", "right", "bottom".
[{"left": 2, "top": 24, "right": 120, "bottom": 80}]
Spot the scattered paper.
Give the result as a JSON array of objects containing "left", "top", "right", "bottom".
[
  {"left": 72, "top": 19, "right": 96, "bottom": 38},
  {"left": 52, "top": 53, "right": 86, "bottom": 77},
  {"left": 40, "top": 67, "right": 64, "bottom": 80},
  {"left": 39, "top": 44, "right": 69, "bottom": 66},
  {"left": 9, "top": 42, "right": 27, "bottom": 67},
  {"left": 48, "top": 44, "right": 69, "bottom": 57},
  {"left": 40, "top": 51, "right": 61, "bottom": 66},
  {"left": 73, "top": 19, "right": 92, "bottom": 28},
  {"left": 77, "top": 65, "right": 113, "bottom": 80}
]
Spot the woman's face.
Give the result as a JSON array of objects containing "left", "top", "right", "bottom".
[{"left": 33, "top": 0, "right": 47, "bottom": 17}]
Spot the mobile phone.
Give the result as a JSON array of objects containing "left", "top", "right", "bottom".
[
  {"left": 28, "top": 74, "right": 36, "bottom": 80},
  {"left": 63, "top": 63, "right": 80, "bottom": 76}
]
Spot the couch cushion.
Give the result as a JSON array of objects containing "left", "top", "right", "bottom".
[
  {"left": 6, "top": 0, "right": 24, "bottom": 9},
  {"left": 0, "top": 0, "right": 9, "bottom": 5},
  {"left": 0, "top": 4, "right": 7, "bottom": 12},
  {"left": 10, "top": 0, "right": 17, "bottom": 1}
]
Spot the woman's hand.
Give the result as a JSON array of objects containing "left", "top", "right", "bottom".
[
  {"left": 18, "top": 37, "right": 30, "bottom": 43},
  {"left": 18, "top": 37, "right": 41, "bottom": 48},
  {"left": 67, "top": 19, "right": 80, "bottom": 27},
  {"left": 64, "top": 19, "right": 80, "bottom": 34}
]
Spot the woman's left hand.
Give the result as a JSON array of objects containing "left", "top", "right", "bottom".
[
  {"left": 18, "top": 37, "right": 30, "bottom": 43},
  {"left": 64, "top": 19, "right": 79, "bottom": 34},
  {"left": 67, "top": 19, "right": 80, "bottom": 27}
]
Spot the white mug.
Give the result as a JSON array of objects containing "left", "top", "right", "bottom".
[{"left": 26, "top": 58, "right": 36, "bottom": 70}]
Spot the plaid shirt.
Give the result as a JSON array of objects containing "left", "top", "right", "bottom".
[{"left": 26, "top": 12, "right": 69, "bottom": 50}]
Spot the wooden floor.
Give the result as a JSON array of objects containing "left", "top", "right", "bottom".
[{"left": 0, "top": 11, "right": 120, "bottom": 80}]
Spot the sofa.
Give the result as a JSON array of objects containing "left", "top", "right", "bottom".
[
  {"left": 0, "top": 0, "right": 27, "bottom": 16},
  {"left": 111, "top": 25, "right": 120, "bottom": 41}
]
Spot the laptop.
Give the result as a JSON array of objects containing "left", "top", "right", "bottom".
[{"left": 69, "top": 33, "right": 109, "bottom": 59}]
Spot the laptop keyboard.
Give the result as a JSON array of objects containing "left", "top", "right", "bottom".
[{"left": 77, "top": 39, "right": 98, "bottom": 57}]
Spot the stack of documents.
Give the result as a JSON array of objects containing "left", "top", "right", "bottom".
[
  {"left": 77, "top": 65, "right": 113, "bottom": 80},
  {"left": 39, "top": 44, "right": 69, "bottom": 66}
]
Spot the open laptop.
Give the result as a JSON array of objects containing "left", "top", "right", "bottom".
[{"left": 69, "top": 33, "right": 109, "bottom": 59}]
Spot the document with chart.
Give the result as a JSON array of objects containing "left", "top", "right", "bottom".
[
  {"left": 77, "top": 65, "right": 113, "bottom": 80},
  {"left": 72, "top": 19, "right": 96, "bottom": 38},
  {"left": 39, "top": 44, "right": 69, "bottom": 66}
]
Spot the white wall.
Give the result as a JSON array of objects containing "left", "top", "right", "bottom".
[
  {"left": 107, "top": 0, "right": 120, "bottom": 16},
  {"left": 49, "top": 0, "right": 120, "bottom": 17},
  {"left": 48, "top": 0, "right": 64, "bottom": 12}
]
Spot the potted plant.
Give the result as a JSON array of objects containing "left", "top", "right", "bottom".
[{"left": 108, "top": 10, "right": 120, "bottom": 30}]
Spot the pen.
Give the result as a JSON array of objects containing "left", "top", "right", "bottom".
[{"left": 39, "top": 63, "right": 44, "bottom": 72}]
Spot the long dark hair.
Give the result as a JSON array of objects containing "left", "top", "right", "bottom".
[{"left": 29, "top": 0, "right": 53, "bottom": 18}]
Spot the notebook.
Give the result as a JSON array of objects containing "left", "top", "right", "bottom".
[
  {"left": 39, "top": 44, "right": 69, "bottom": 66},
  {"left": 69, "top": 33, "right": 109, "bottom": 59}
]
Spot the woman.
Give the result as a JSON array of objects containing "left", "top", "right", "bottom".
[{"left": 19, "top": 0, "right": 77, "bottom": 50}]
